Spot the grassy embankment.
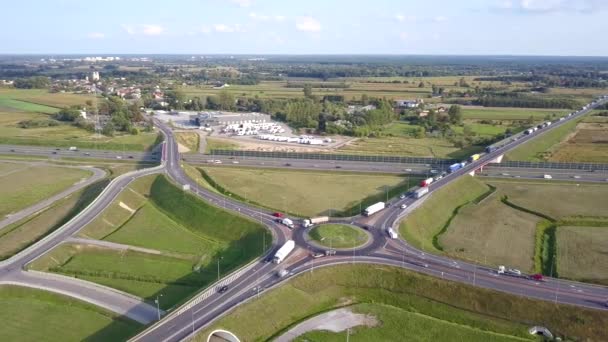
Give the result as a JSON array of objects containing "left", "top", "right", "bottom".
[
  {"left": 196, "top": 166, "right": 420, "bottom": 217},
  {"left": 308, "top": 224, "right": 369, "bottom": 249},
  {"left": 196, "top": 264, "right": 607, "bottom": 342},
  {"left": 31, "top": 174, "right": 270, "bottom": 310},
  {"left": 175, "top": 132, "right": 200, "bottom": 152},
  {"left": 0, "top": 285, "right": 141, "bottom": 342}
]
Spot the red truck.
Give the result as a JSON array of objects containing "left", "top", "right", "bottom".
[{"left": 420, "top": 178, "right": 434, "bottom": 187}]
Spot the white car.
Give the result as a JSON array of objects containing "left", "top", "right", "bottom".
[
  {"left": 399, "top": 194, "right": 406, "bottom": 199},
  {"left": 400, "top": 204, "right": 407, "bottom": 209},
  {"left": 116, "top": 156, "right": 122, "bottom": 159},
  {"left": 543, "top": 174, "right": 552, "bottom": 179},
  {"left": 508, "top": 268, "right": 522, "bottom": 276},
  {"left": 232, "top": 161, "right": 239, "bottom": 164},
  {"left": 214, "top": 160, "right": 222, "bottom": 164}
]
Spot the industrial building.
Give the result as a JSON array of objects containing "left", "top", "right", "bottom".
[{"left": 190, "top": 112, "right": 271, "bottom": 127}]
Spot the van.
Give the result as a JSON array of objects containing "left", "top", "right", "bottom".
[{"left": 543, "top": 174, "right": 552, "bottom": 179}]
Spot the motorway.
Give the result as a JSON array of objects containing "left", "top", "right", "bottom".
[
  {"left": 0, "top": 144, "right": 160, "bottom": 163},
  {"left": 132, "top": 97, "right": 608, "bottom": 342},
  {"left": 0, "top": 97, "right": 606, "bottom": 340}
]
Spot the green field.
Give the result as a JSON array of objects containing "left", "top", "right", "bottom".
[
  {"left": 309, "top": 224, "right": 368, "bottom": 249},
  {"left": 175, "top": 131, "right": 200, "bottom": 152},
  {"left": 338, "top": 136, "right": 484, "bottom": 159},
  {"left": 196, "top": 264, "right": 608, "bottom": 342},
  {"left": 400, "top": 175, "right": 490, "bottom": 252},
  {"left": 0, "top": 285, "right": 140, "bottom": 342},
  {"left": 42, "top": 174, "right": 271, "bottom": 309},
  {"left": 0, "top": 179, "right": 106, "bottom": 260},
  {"left": 198, "top": 166, "right": 417, "bottom": 217},
  {"left": 0, "top": 162, "right": 92, "bottom": 217},
  {"left": 0, "top": 89, "right": 96, "bottom": 109},
  {"left": 556, "top": 226, "right": 608, "bottom": 284},
  {"left": 205, "top": 137, "right": 239, "bottom": 152},
  {"left": 461, "top": 107, "right": 568, "bottom": 120}
]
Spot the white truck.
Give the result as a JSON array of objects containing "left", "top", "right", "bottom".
[
  {"left": 414, "top": 187, "right": 429, "bottom": 199},
  {"left": 281, "top": 218, "right": 295, "bottom": 229},
  {"left": 68, "top": 146, "right": 78, "bottom": 151},
  {"left": 363, "top": 202, "right": 385, "bottom": 216},
  {"left": 387, "top": 228, "right": 398, "bottom": 239},
  {"left": 302, "top": 216, "right": 329, "bottom": 228},
  {"left": 273, "top": 240, "right": 295, "bottom": 264}
]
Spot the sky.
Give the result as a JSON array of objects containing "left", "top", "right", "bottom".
[{"left": 2, "top": 0, "right": 607, "bottom": 55}]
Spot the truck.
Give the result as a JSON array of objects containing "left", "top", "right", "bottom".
[
  {"left": 414, "top": 187, "right": 429, "bottom": 199},
  {"left": 449, "top": 162, "right": 465, "bottom": 173},
  {"left": 302, "top": 216, "right": 329, "bottom": 228},
  {"left": 68, "top": 146, "right": 78, "bottom": 151},
  {"left": 420, "top": 178, "right": 434, "bottom": 187},
  {"left": 387, "top": 228, "right": 398, "bottom": 239},
  {"left": 469, "top": 154, "right": 480, "bottom": 162},
  {"left": 273, "top": 240, "right": 295, "bottom": 264},
  {"left": 524, "top": 128, "right": 534, "bottom": 135},
  {"left": 363, "top": 202, "right": 385, "bottom": 216},
  {"left": 281, "top": 218, "right": 294, "bottom": 229},
  {"left": 485, "top": 146, "right": 497, "bottom": 153}
]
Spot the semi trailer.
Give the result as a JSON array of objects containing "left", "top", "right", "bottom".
[
  {"left": 273, "top": 240, "right": 295, "bottom": 264},
  {"left": 363, "top": 202, "right": 385, "bottom": 216},
  {"left": 302, "top": 216, "right": 329, "bottom": 228}
]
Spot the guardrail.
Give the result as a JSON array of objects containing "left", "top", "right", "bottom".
[
  {"left": 492, "top": 161, "right": 608, "bottom": 171},
  {"left": 209, "top": 149, "right": 457, "bottom": 165},
  {"left": 0, "top": 163, "right": 165, "bottom": 268}
]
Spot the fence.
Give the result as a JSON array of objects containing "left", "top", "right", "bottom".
[
  {"left": 492, "top": 160, "right": 608, "bottom": 171},
  {"left": 209, "top": 149, "right": 457, "bottom": 165}
]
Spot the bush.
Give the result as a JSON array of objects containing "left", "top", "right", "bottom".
[{"left": 17, "top": 119, "right": 60, "bottom": 128}]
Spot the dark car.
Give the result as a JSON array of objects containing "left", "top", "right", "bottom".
[
  {"left": 218, "top": 285, "right": 229, "bottom": 294},
  {"left": 128, "top": 155, "right": 134, "bottom": 159},
  {"left": 52, "top": 151, "right": 57, "bottom": 154},
  {"left": 285, "top": 163, "right": 292, "bottom": 167},
  {"left": 335, "top": 165, "right": 342, "bottom": 169}
]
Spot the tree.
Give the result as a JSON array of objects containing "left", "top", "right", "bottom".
[
  {"left": 101, "top": 122, "right": 115, "bottom": 137},
  {"left": 418, "top": 81, "right": 425, "bottom": 88},
  {"left": 361, "top": 94, "right": 369, "bottom": 106},
  {"left": 448, "top": 105, "right": 463, "bottom": 124},
  {"left": 218, "top": 90, "right": 235, "bottom": 110},
  {"left": 414, "top": 126, "right": 426, "bottom": 139},
  {"left": 303, "top": 84, "right": 313, "bottom": 98},
  {"left": 53, "top": 107, "right": 81, "bottom": 122}
]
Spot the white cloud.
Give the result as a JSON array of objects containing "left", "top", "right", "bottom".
[
  {"left": 142, "top": 24, "right": 164, "bottom": 36},
  {"left": 494, "top": 0, "right": 607, "bottom": 13},
  {"left": 433, "top": 15, "right": 447, "bottom": 22},
  {"left": 229, "top": 0, "right": 252, "bottom": 7},
  {"left": 200, "top": 26, "right": 212, "bottom": 34},
  {"left": 296, "top": 16, "right": 321, "bottom": 32},
  {"left": 249, "top": 12, "right": 286, "bottom": 22},
  {"left": 121, "top": 24, "right": 164, "bottom": 36},
  {"left": 88, "top": 32, "right": 105, "bottom": 39},
  {"left": 213, "top": 24, "right": 244, "bottom": 33},
  {"left": 395, "top": 14, "right": 416, "bottom": 22},
  {"left": 274, "top": 15, "right": 286, "bottom": 22}
]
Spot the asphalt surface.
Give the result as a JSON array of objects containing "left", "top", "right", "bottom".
[
  {"left": 133, "top": 97, "right": 608, "bottom": 342},
  {"left": 0, "top": 144, "right": 160, "bottom": 162},
  {"left": 0, "top": 161, "right": 107, "bottom": 229}
]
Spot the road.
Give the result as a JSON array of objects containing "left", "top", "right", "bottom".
[
  {"left": 0, "top": 161, "right": 107, "bottom": 229},
  {"left": 0, "top": 144, "right": 160, "bottom": 163},
  {"left": 132, "top": 96, "right": 608, "bottom": 342}
]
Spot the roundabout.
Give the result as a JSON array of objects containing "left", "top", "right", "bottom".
[{"left": 308, "top": 224, "right": 370, "bottom": 249}]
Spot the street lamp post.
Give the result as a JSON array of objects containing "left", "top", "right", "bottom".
[{"left": 155, "top": 294, "right": 163, "bottom": 321}]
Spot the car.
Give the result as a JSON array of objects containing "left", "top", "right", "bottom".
[
  {"left": 218, "top": 285, "right": 229, "bottom": 294},
  {"left": 501, "top": 173, "right": 510, "bottom": 176},
  {"left": 128, "top": 155, "right": 134, "bottom": 159},
  {"left": 508, "top": 268, "right": 522, "bottom": 276},
  {"left": 400, "top": 204, "right": 407, "bottom": 209},
  {"left": 530, "top": 274, "right": 544, "bottom": 281},
  {"left": 84, "top": 152, "right": 90, "bottom": 156},
  {"left": 285, "top": 163, "right": 291, "bottom": 167},
  {"left": 116, "top": 156, "right": 122, "bottom": 159},
  {"left": 52, "top": 151, "right": 57, "bottom": 154},
  {"left": 404, "top": 168, "right": 412, "bottom": 172},
  {"left": 311, "top": 252, "right": 325, "bottom": 258},
  {"left": 232, "top": 161, "right": 239, "bottom": 164},
  {"left": 573, "top": 175, "right": 581, "bottom": 179},
  {"left": 10, "top": 149, "right": 15, "bottom": 152},
  {"left": 543, "top": 174, "right": 552, "bottom": 179},
  {"left": 55, "top": 148, "right": 61, "bottom": 151},
  {"left": 335, "top": 165, "right": 341, "bottom": 169},
  {"left": 214, "top": 160, "right": 222, "bottom": 164},
  {"left": 430, "top": 169, "right": 439, "bottom": 174},
  {"left": 399, "top": 194, "right": 406, "bottom": 199},
  {"left": 325, "top": 250, "right": 336, "bottom": 256},
  {"left": 272, "top": 212, "right": 284, "bottom": 218},
  {"left": 362, "top": 225, "right": 372, "bottom": 231}
]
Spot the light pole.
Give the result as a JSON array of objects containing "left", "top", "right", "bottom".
[
  {"left": 217, "top": 256, "right": 224, "bottom": 282},
  {"left": 155, "top": 294, "right": 163, "bottom": 321}
]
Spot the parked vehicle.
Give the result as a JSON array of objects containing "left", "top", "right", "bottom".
[
  {"left": 414, "top": 187, "right": 429, "bottom": 199},
  {"left": 302, "top": 216, "right": 329, "bottom": 228},
  {"left": 273, "top": 240, "right": 295, "bottom": 264},
  {"left": 420, "top": 178, "right": 434, "bottom": 187},
  {"left": 363, "top": 202, "right": 385, "bottom": 216}
]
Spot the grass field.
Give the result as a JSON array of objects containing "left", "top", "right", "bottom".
[
  {"left": 505, "top": 114, "right": 584, "bottom": 161},
  {"left": 0, "top": 162, "right": 92, "bottom": 217},
  {"left": 0, "top": 285, "right": 141, "bottom": 342},
  {"left": 338, "top": 136, "right": 484, "bottom": 159},
  {"left": 196, "top": 264, "right": 607, "bottom": 342},
  {"left": 59, "top": 174, "right": 269, "bottom": 309},
  {"left": 400, "top": 176, "right": 490, "bottom": 252},
  {"left": 309, "top": 224, "right": 368, "bottom": 249},
  {"left": 205, "top": 137, "right": 239, "bottom": 152},
  {"left": 439, "top": 187, "right": 540, "bottom": 272},
  {"left": 547, "top": 121, "right": 608, "bottom": 163},
  {"left": 175, "top": 132, "right": 200, "bottom": 152},
  {"left": 556, "top": 226, "right": 608, "bottom": 284},
  {"left": 198, "top": 166, "right": 416, "bottom": 217},
  {"left": 0, "top": 179, "right": 106, "bottom": 260},
  {"left": 297, "top": 303, "right": 527, "bottom": 342},
  {"left": 461, "top": 107, "right": 568, "bottom": 120}
]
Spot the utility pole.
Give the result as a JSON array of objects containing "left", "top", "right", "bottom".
[{"left": 155, "top": 294, "right": 163, "bottom": 321}]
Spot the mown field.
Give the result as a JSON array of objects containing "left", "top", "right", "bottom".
[
  {"left": 402, "top": 175, "right": 608, "bottom": 281},
  {"left": 0, "top": 89, "right": 96, "bottom": 110},
  {"left": 460, "top": 106, "right": 568, "bottom": 120},
  {"left": 338, "top": 136, "right": 484, "bottom": 159},
  {"left": 196, "top": 264, "right": 607, "bottom": 342},
  {"left": 33, "top": 174, "right": 270, "bottom": 309},
  {"left": 197, "top": 166, "right": 419, "bottom": 217},
  {"left": 175, "top": 131, "right": 200, "bottom": 152},
  {"left": 0, "top": 162, "right": 92, "bottom": 217},
  {"left": 309, "top": 224, "right": 368, "bottom": 249},
  {"left": 548, "top": 120, "right": 608, "bottom": 163},
  {"left": 0, "top": 285, "right": 141, "bottom": 342}
]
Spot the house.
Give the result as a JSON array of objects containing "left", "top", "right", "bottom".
[
  {"left": 395, "top": 99, "right": 423, "bottom": 108},
  {"left": 418, "top": 110, "right": 429, "bottom": 117}
]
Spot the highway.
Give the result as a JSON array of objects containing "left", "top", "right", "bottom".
[
  {"left": 0, "top": 144, "right": 160, "bottom": 163},
  {"left": 132, "top": 96, "right": 608, "bottom": 342}
]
